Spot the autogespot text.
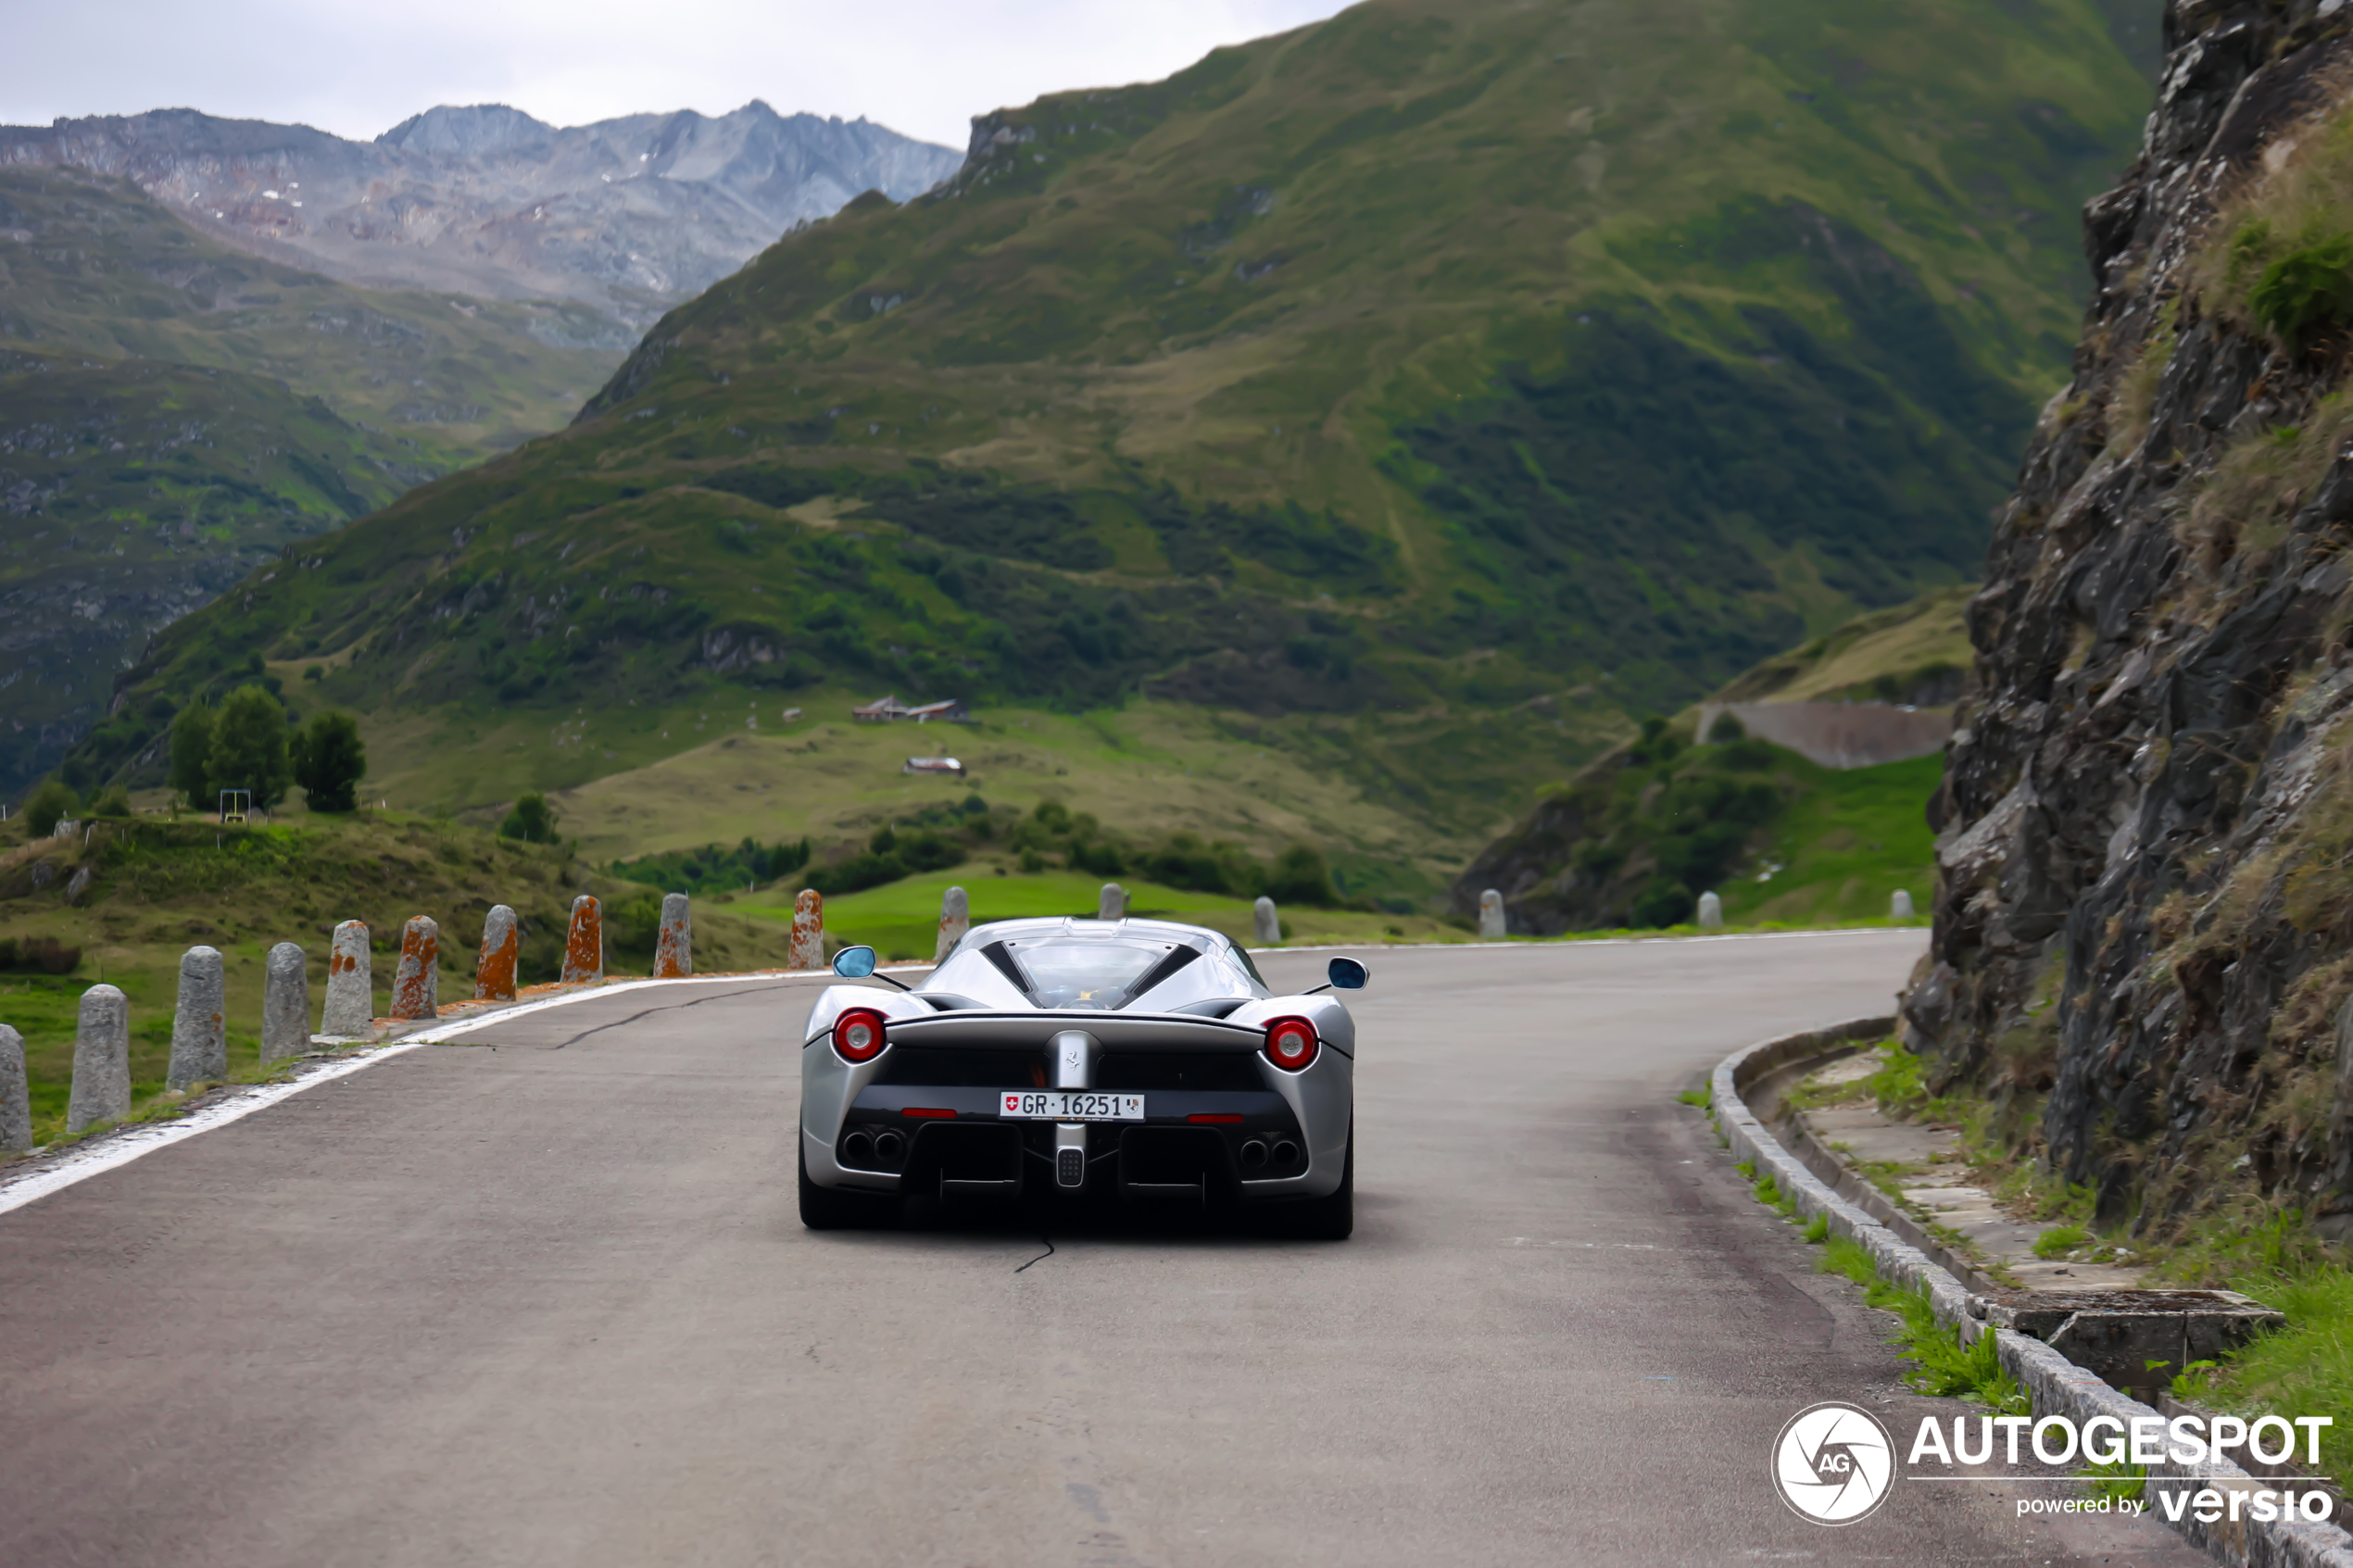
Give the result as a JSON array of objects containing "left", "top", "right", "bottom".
[{"left": 1905, "top": 1412, "right": 2337, "bottom": 1524}]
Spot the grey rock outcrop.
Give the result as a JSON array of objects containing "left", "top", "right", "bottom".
[
  {"left": 166, "top": 945, "right": 226, "bottom": 1090},
  {"left": 67, "top": 984, "right": 129, "bottom": 1133},
  {"left": 0, "top": 104, "right": 963, "bottom": 329},
  {"left": 1907, "top": 2, "right": 2353, "bottom": 1240}
]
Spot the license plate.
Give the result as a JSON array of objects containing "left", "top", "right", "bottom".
[{"left": 999, "top": 1091, "right": 1144, "bottom": 1122}]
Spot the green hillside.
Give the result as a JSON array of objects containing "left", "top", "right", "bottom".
[
  {"left": 0, "top": 168, "right": 634, "bottom": 794},
  {"left": 50, "top": 0, "right": 2148, "bottom": 874},
  {"left": 0, "top": 347, "right": 434, "bottom": 786}
]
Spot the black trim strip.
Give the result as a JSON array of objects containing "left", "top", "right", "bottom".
[
  {"left": 1115, "top": 945, "right": 1201, "bottom": 1009},
  {"left": 980, "top": 941, "right": 1034, "bottom": 995}
]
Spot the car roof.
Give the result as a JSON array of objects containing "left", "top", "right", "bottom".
[{"left": 963, "top": 915, "right": 1229, "bottom": 949}]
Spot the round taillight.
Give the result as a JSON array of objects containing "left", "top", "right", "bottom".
[
  {"left": 1264, "top": 1015, "right": 1318, "bottom": 1072},
  {"left": 833, "top": 1008, "right": 887, "bottom": 1063}
]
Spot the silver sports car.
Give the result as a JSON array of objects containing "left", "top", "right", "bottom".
[{"left": 798, "top": 915, "right": 1365, "bottom": 1237}]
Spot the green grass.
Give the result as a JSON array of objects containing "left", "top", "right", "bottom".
[
  {"left": 2077, "top": 1460, "right": 2147, "bottom": 1505},
  {"left": 57, "top": 0, "right": 2150, "bottom": 853},
  {"left": 1676, "top": 1086, "right": 1711, "bottom": 1108},
  {"left": 2032, "top": 1224, "right": 2095, "bottom": 1259},
  {"left": 1817, "top": 1237, "right": 2029, "bottom": 1412},
  {"left": 1727, "top": 753, "right": 1944, "bottom": 927},
  {"left": 1802, "top": 1212, "right": 1831, "bottom": 1244},
  {"left": 2208, "top": 1264, "right": 2353, "bottom": 1490}
]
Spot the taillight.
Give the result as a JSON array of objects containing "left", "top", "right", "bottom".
[
  {"left": 833, "top": 1007, "right": 887, "bottom": 1063},
  {"left": 1264, "top": 1015, "right": 1318, "bottom": 1072}
]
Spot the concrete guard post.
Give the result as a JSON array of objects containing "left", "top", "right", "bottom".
[
  {"left": 561, "top": 895, "right": 603, "bottom": 984},
  {"left": 0, "top": 1022, "right": 29, "bottom": 1151},
  {"left": 1099, "top": 883, "right": 1125, "bottom": 922},
  {"left": 787, "top": 890, "right": 824, "bottom": 971},
  {"left": 1697, "top": 890, "right": 1723, "bottom": 928},
  {"left": 1711, "top": 1021, "right": 2353, "bottom": 1568},
  {"left": 1478, "top": 888, "right": 1505, "bottom": 939},
  {"left": 1892, "top": 889, "right": 1916, "bottom": 920},
  {"left": 166, "top": 945, "right": 227, "bottom": 1090},
  {"left": 475, "top": 905, "right": 520, "bottom": 1000},
  {"left": 322, "top": 920, "right": 373, "bottom": 1036},
  {"left": 936, "top": 885, "right": 968, "bottom": 961},
  {"left": 655, "top": 893, "right": 692, "bottom": 978},
  {"left": 261, "top": 942, "right": 309, "bottom": 1065},
  {"left": 390, "top": 916, "right": 440, "bottom": 1020},
  {"left": 66, "top": 984, "right": 130, "bottom": 1134},
  {"left": 1253, "top": 896, "right": 1280, "bottom": 945}
]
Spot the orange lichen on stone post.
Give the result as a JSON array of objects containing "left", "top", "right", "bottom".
[
  {"left": 562, "top": 895, "right": 603, "bottom": 985},
  {"left": 788, "top": 889, "right": 824, "bottom": 971},
  {"left": 475, "top": 904, "right": 520, "bottom": 1001},
  {"left": 654, "top": 892, "right": 691, "bottom": 978},
  {"left": 390, "top": 916, "right": 440, "bottom": 1021},
  {"left": 321, "top": 919, "right": 371, "bottom": 1036}
]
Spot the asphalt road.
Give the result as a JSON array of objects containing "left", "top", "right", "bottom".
[{"left": 0, "top": 930, "right": 2208, "bottom": 1566}]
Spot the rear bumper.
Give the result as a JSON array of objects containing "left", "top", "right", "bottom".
[{"left": 802, "top": 1093, "right": 1345, "bottom": 1201}]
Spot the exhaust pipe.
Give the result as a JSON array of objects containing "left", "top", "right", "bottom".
[
  {"left": 1239, "top": 1139, "right": 1269, "bottom": 1170},
  {"left": 842, "top": 1129, "right": 875, "bottom": 1166},
  {"left": 1272, "top": 1139, "right": 1302, "bottom": 1169},
  {"left": 874, "top": 1128, "right": 906, "bottom": 1163}
]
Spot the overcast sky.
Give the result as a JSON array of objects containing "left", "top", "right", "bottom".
[{"left": 6, "top": 0, "right": 1354, "bottom": 151}]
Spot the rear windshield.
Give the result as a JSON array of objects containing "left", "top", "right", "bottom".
[{"left": 991, "top": 936, "right": 1186, "bottom": 1010}]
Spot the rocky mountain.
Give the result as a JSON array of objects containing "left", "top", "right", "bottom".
[
  {"left": 55, "top": 0, "right": 2154, "bottom": 854},
  {"left": 0, "top": 103, "right": 964, "bottom": 328},
  {"left": 1903, "top": 1, "right": 2353, "bottom": 1244}
]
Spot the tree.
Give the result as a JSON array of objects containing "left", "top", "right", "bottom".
[
  {"left": 500, "top": 792, "right": 557, "bottom": 843},
  {"left": 170, "top": 704, "right": 214, "bottom": 811},
  {"left": 208, "top": 685, "right": 294, "bottom": 809},
  {"left": 21, "top": 779, "right": 76, "bottom": 837},
  {"left": 292, "top": 711, "right": 367, "bottom": 812}
]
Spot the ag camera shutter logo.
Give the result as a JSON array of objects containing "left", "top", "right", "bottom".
[{"left": 1772, "top": 1401, "right": 1895, "bottom": 1524}]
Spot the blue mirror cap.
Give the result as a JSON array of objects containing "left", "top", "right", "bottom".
[
  {"left": 832, "top": 945, "right": 878, "bottom": 978},
  {"left": 1327, "top": 956, "right": 1369, "bottom": 990}
]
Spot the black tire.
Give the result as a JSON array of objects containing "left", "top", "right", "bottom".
[
  {"left": 1273, "top": 1123, "right": 1353, "bottom": 1240},
  {"left": 799, "top": 1141, "right": 896, "bottom": 1230}
]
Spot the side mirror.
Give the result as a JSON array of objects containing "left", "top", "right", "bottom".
[
  {"left": 832, "top": 945, "right": 878, "bottom": 978},
  {"left": 1327, "top": 956, "right": 1369, "bottom": 990}
]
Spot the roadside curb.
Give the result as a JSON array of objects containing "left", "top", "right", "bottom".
[{"left": 1713, "top": 1021, "right": 2353, "bottom": 1568}]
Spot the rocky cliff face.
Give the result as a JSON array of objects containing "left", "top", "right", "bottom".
[
  {"left": 1908, "top": 1, "right": 2353, "bottom": 1243},
  {"left": 0, "top": 104, "right": 961, "bottom": 327}
]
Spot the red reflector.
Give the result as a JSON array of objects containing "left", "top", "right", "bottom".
[
  {"left": 902, "top": 1107, "right": 957, "bottom": 1119},
  {"left": 1187, "top": 1113, "right": 1244, "bottom": 1123}
]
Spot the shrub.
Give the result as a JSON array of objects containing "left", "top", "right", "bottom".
[
  {"left": 2249, "top": 235, "right": 2353, "bottom": 350},
  {"left": 88, "top": 787, "right": 132, "bottom": 818},
  {"left": 1707, "top": 712, "right": 1745, "bottom": 744},
  {"left": 499, "top": 792, "right": 558, "bottom": 844},
  {"left": 292, "top": 711, "right": 367, "bottom": 812},
  {"left": 21, "top": 779, "right": 77, "bottom": 836},
  {"left": 0, "top": 935, "right": 82, "bottom": 973},
  {"left": 1263, "top": 844, "right": 1338, "bottom": 905},
  {"left": 170, "top": 704, "right": 214, "bottom": 810}
]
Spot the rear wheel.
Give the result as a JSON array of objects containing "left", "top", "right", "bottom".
[
  {"left": 799, "top": 1141, "right": 897, "bottom": 1230},
  {"left": 1271, "top": 1123, "right": 1353, "bottom": 1240}
]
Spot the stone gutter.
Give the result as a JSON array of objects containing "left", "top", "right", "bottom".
[{"left": 1715, "top": 1021, "right": 2353, "bottom": 1568}]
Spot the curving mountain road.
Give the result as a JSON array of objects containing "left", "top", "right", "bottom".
[{"left": 0, "top": 931, "right": 2205, "bottom": 1566}]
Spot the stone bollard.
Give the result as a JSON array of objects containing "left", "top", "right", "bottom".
[
  {"left": 1891, "top": 889, "right": 1916, "bottom": 921},
  {"left": 1696, "top": 890, "right": 1723, "bottom": 928},
  {"left": 1099, "top": 883, "right": 1126, "bottom": 922},
  {"left": 322, "top": 920, "right": 373, "bottom": 1036},
  {"left": 787, "top": 889, "right": 824, "bottom": 971},
  {"left": 561, "top": 895, "right": 603, "bottom": 984},
  {"left": 0, "top": 1023, "right": 29, "bottom": 1151},
  {"left": 1253, "top": 896, "right": 1280, "bottom": 945},
  {"left": 390, "top": 916, "right": 439, "bottom": 1020},
  {"left": 1478, "top": 888, "right": 1505, "bottom": 939},
  {"left": 936, "top": 885, "right": 968, "bottom": 961},
  {"left": 261, "top": 942, "right": 308, "bottom": 1065},
  {"left": 475, "top": 905, "right": 520, "bottom": 1000},
  {"left": 655, "top": 893, "right": 692, "bottom": 978},
  {"left": 166, "top": 944, "right": 227, "bottom": 1090},
  {"left": 66, "top": 984, "right": 130, "bottom": 1134}
]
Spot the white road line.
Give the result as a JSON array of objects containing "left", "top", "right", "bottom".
[{"left": 0, "top": 972, "right": 806, "bottom": 1218}]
